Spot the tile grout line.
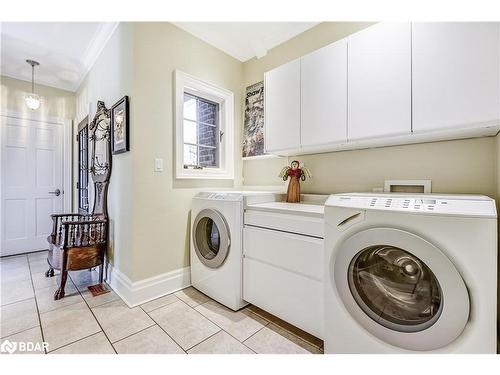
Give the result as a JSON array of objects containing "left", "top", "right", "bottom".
[
  {"left": 145, "top": 295, "right": 256, "bottom": 354},
  {"left": 263, "top": 322, "right": 323, "bottom": 353},
  {"left": 174, "top": 287, "right": 322, "bottom": 352},
  {"left": 139, "top": 305, "right": 188, "bottom": 354},
  {"left": 0, "top": 323, "right": 41, "bottom": 341},
  {"left": 47, "top": 331, "right": 105, "bottom": 354},
  {"left": 0, "top": 295, "right": 35, "bottom": 308},
  {"left": 140, "top": 294, "right": 180, "bottom": 314},
  {"left": 240, "top": 324, "right": 267, "bottom": 347},
  {"left": 189, "top": 299, "right": 267, "bottom": 353},
  {"left": 25, "top": 255, "right": 48, "bottom": 354},
  {"left": 247, "top": 308, "right": 324, "bottom": 351},
  {"left": 108, "top": 321, "right": 158, "bottom": 348},
  {"left": 184, "top": 329, "right": 222, "bottom": 353},
  {"left": 72, "top": 272, "right": 118, "bottom": 354},
  {"left": 149, "top": 293, "right": 223, "bottom": 352},
  {"left": 5, "top": 261, "right": 319, "bottom": 356}
]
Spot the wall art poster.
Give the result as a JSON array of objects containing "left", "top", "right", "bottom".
[{"left": 242, "top": 81, "right": 265, "bottom": 158}]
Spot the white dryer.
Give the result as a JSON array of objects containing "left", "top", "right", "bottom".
[
  {"left": 324, "top": 193, "right": 497, "bottom": 353},
  {"left": 191, "top": 191, "right": 278, "bottom": 311}
]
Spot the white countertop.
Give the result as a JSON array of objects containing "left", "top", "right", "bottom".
[{"left": 245, "top": 201, "right": 325, "bottom": 217}]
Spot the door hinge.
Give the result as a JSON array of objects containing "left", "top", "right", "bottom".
[{"left": 76, "top": 134, "right": 79, "bottom": 142}]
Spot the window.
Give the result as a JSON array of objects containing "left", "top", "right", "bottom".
[
  {"left": 183, "top": 93, "right": 219, "bottom": 168},
  {"left": 175, "top": 70, "right": 234, "bottom": 179},
  {"left": 77, "top": 116, "right": 89, "bottom": 213}
]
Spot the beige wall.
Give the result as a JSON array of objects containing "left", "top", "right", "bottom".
[
  {"left": 75, "top": 23, "right": 135, "bottom": 277},
  {"left": 0, "top": 75, "right": 75, "bottom": 119},
  {"left": 242, "top": 22, "right": 499, "bottom": 202},
  {"left": 246, "top": 137, "right": 498, "bottom": 198},
  {"left": 243, "top": 22, "right": 374, "bottom": 87},
  {"left": 129, "top": 23, "right": 243, "bottom": 280},
  {"left": 73, "top": 22, "right": 244, "bottom": 283},
  {"left": 497, "top": 135, "right": 500, "bottom": 199}
]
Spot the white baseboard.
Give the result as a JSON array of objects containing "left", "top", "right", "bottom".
[{"left": 106, "top": 263, "right": 191, "bottom": 307}]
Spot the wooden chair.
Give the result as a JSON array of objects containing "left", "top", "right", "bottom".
[{"left": 46, "top": 101, "right": 112, "bottom": 300}]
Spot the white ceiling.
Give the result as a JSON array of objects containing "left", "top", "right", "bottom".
[
  {"left": 174, "top": 22, "right": 319, "bottom": 61},
  {"left": 1, "top": 22, "right": 118, "bottom": 92},
  {"left": 0, "top": 22, "right": 318, "bottom": 92}
]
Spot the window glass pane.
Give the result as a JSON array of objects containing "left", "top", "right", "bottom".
[
  {"left": 198, "top": 124, "right": 217, "bottom": 147},
  {"left": 183, "top": 144, "right": 197, "bottom": 166},
  {"left": 197, "top": 99, "right": 218, "bottom": 125},
  {"left": 199, "top": 146, "right": 217, "bottom": 167},
  {"left": 195, "top": 217, "right": 220, "bottom": 260},
  {"left": 183, "top": 94, "right": 197, "bottom": 121},
  {"left": 78, "top": 125, "right": 89, "bottom": 213},
  {"left": 181, "top": 90, "right": 221, "bottom": 170},
  {"left": 183, "top": 120, "right": 197, "bottom": 144}
]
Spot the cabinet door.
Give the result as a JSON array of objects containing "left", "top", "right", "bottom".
[
  {"left": 264, "top": 59, "right": 301, "bottom": 152},
  {"left": 348, "top": 23, "right": 411, "bottom": 140},
  {"left": 412, "top": 23, "right": 500, "bottom": 133},
  {"left": 301, "top": 39, "right": 347, "bottom": 147}
]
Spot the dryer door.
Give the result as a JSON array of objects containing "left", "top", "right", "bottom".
[
  {"left": 333, "top": 227, "right": 469, "bottom": 351},
  {"left": 193, "top": 209, "right": 231, "bottom": 269}
]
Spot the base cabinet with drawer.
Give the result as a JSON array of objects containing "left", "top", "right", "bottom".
[{"left": 242, "top": 225, "right": 324, "bottom": 338}]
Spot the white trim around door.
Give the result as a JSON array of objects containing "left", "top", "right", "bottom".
[{"left": 0, "top": 110, "right": 73, "bottom": 256}]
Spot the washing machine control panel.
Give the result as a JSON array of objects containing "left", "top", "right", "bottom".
[
  {"left": 327, "top": 195, "right": 497, "bottom": 217},
  {"left": 367, "top": 197, "right": 437, "bottom": 211}
]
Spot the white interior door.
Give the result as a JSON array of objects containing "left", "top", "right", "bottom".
[{"left": 1, "top": 115, "right": 65, "bottom": 256}]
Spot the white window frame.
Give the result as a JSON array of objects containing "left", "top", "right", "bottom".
[{"left": 175, "top": 70, "right": 234, "bottom": 179}]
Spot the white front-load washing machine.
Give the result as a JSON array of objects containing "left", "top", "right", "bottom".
[
  {"left": 324, "top": 193, "right": 497, "bottom": 353},
  {"left": 191, "top": 191, "right": 278, "bottom": 311}
]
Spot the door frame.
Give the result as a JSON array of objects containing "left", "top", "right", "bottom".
[{"left": 0, "top": 109, "right": 72, "bottom": 255}]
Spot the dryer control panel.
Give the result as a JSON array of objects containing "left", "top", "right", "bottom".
[{"left": 325, "top": 193, "right": 497, "bottom": 218}]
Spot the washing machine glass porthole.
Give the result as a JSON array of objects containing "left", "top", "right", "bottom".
[
  {"left": 196, "top": 217, "right": 221, "bottom": 260},
  {"left": 193, "top": 209, "right": 230, "bottom": 269},
  {"left": 348, "top": 245, "right": 443, "bottom": 333}
]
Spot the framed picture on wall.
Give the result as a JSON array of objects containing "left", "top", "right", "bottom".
[
  {"left": 242, "top": 81, "right": 265, "bottom": 158},
  {"left": 111, "top": 95, "right": 129, "bottom": 154}
]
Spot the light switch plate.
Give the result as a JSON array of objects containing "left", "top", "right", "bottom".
[{"left": 154, "top": 158, "right": 164, "bottom": 172}]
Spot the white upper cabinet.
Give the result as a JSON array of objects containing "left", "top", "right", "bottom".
[
  {"left": 301, "top": 39, "right": 348, "bottom": 147},
  {"left": 412, "top": 23, "right": 500, "bottom": 133},
  {"left": 262, "top": 22, "right": 499, "bottom": 157},
  {"left": 347, "top": 23, "right": 412, "bottom": 141},
  {"left": 264, "top": 58, "right": 301, "bottom": 153}
]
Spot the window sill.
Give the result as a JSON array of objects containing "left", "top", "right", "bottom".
[{"left": 175, "top": 172, "right": 234, "bottom": 180}]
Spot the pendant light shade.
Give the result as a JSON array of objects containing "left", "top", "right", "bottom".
[{"left": 24, "top": 59, "right": 41, "bottom": 110}]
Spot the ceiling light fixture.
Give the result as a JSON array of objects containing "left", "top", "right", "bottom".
[{"left": 25, "top": 59, "right": 41, "bottom": 110}]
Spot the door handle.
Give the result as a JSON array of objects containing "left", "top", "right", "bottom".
[{"left": 49, "top": 189, "right": 61, "bottom": 197}]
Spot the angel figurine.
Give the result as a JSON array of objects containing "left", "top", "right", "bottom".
[{"left": 278, "top": 160, "right": 312, "bottom": 203}]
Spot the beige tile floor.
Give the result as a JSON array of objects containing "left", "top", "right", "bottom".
[{"left": 0, "top": 251, "right": 323, "bottom": 354}]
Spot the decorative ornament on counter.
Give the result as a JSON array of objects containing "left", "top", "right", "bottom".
[{"left": 278, "top": 160, "right": 312, "bottom": 203}]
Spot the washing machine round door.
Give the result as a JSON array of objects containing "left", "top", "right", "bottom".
[
  {"left": 193, "top": 209, "right": 231, "bottom": 269},
  {"left": 333, "top": 227, "right": 469, "bottom": 351}
]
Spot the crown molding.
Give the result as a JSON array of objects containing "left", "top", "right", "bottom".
[{"left": 74, "top": 22, "right": 120, "bottom": 92}]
